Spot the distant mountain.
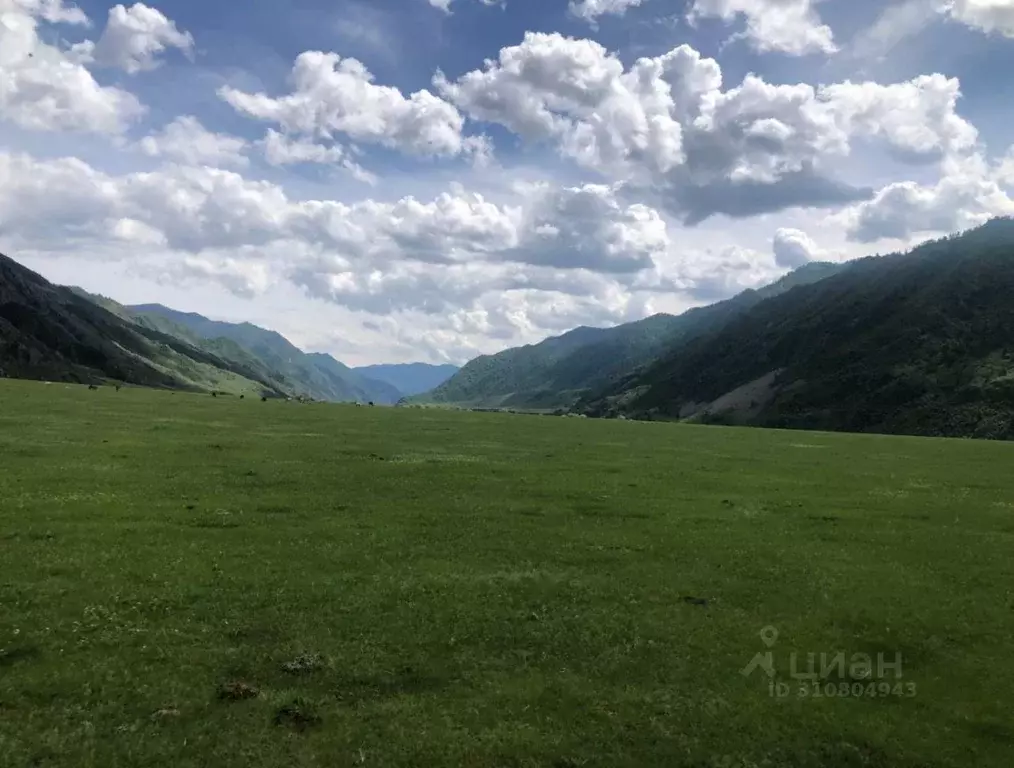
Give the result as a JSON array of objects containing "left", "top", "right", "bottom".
[
  {"left": 353, "top": 363, "right": 459, "bottom": 397},
  {"left": 415, "top": 262, "right": 843, "bottom": 411},
  {"left": 126, "top": 304, "right": 401, "bottom": 403},
  {"left": 305, "top": 353, "right": 403, "bottom": 404},
  {"left": 577, "top": 219, "right": 1014, "bottom": 440},
  {"left": 1, "top": 256, "right": 285, "bottom": 396}
]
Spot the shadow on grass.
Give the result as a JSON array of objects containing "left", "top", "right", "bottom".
[{"left": 0, "top": 646, "right": 41, "bottom": 667}]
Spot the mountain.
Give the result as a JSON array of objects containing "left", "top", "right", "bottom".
[
  {"left": 415, "top": 261, "right": 843, "bottom": 410},
  {"left": 577, "top": 218, "right": 1014, "bottom": 440},
  {"left": 126, "top": 304, "right": 401, "bottom": 403},
  {"left": 353, "top": 363, "right": 459, "bottom": 397},
  {"left": 1, "top": 255, "right": 286, "bottom": 396},
  {"left": 305, "top": 353, "right": 402, "bottom": 404}
]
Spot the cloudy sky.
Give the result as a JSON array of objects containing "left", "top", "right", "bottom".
[{"left": 2, "top": 0, "right": 1013, "bottom": 365}]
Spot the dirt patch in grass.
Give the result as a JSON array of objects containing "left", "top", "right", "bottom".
[
  {"left": 217, "top": 681, "right": 260, "bottom": 701},
  {"left": 281, "top": 653, "right": 326, "bottom": 675},
  {"left": 150, "top": 707, "right": 180, "bottom": 722}
]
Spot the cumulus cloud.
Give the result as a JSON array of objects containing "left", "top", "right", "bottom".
[
  {"left": 772, "top": 227, "right": 824, "bottom": 267},
  {"left": 77, "top": 3, "right": 193, "bottom": 74},
  {"left": 168, "top": 254, "right": 273, "bottom": 299},
  {"left": 436, "top": 33, "right": 976, "bottom": 222},
  {"left": 509, "top": 183, "right": 669, "bottom": 273},
  {"left": 136, "top": 116, "right": 249, "bottom": 167},
  {"left": 257, "top": 130, "right": 377, "bottom": 183},
  {"left": 2, "top": 145, "right": 793, "bottom": 352},
  {"left": 944, "top": 0, "right": 1014, "bottom": 37},
  {"left": 997, "top": 147, "right": 1014, "bottom": 188},
  {"left": 569, "top": 0, "right": 647, "bottom": 24},
  {"left": 220, "top": 50, "right": 486, "bottom": 159},
  {"left": 688, "top": 0, "right": 837, "bottom": 55},
  {"left": 841, "top": 153, "right": 1014, "bottom": 243},
  {"left": 434, "top": 34, "right": 697, "bottom": 178},
  {"left": 0, "top": 0, "right": 145, "bottom": 133},
  {"left": 663, "top": 244, "right": 783, "bottom": 300},
  {"left": 0, "top": 150, "right": 670, "bottom": 276}
]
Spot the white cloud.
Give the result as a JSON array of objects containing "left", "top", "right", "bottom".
[
  {"left": 568, "top": 0, "right": 647, "bottom": 24},
  {"left": 510, "top": 183, "right": 670, "bottom": 273},
  {"left": 944, "top": 0, "right": 1014, "bottom": 37},
  {"left": 772, "top": 227, "right": 825, "bottom": 267},
  {"left": 257, "top": 130, "right": 377, "bottom": 183},
  {"left": 5, "top": 0, "right": 88, "bottom": 24},
  {"left": 437, "top": 34, "right": 977, "bottom": 222},
  {"left": 663, "top": 244, "right": 782, "bottom": 300},
  {"left": 820, "top": 75, "right": 978, "bottom": 160},
  {"left": 841, "top": 153, "right": 1014, "bottom": 243},
  {"left": 427, "top": 0, "right": 502, "bottom": 12},
  {"left": 170, "top": 255, "right": 273, "bottom": 299},
  {"left": 434, "top": 34, "right": 693, "bottom": 179},
  {"left": 136, "top": 116, "right": 249, "bottom": 167},
  {"left": 688, "top": 0, "right": 837, "bottom": 55},
  {"left": 0, "top": 150, "right": 669, "bottom": 276},
  {"left": 220, "top": 50, "right": 486, "bottom": 159},
  {"left": 82, "top": 3, "right": 194, "bottom": 74},
  {"left": 0, "top": 0, "right": 144, "bottom": 133},
  {"left": 997, "top": 147, "right": 1014, "bottom": 188},
  {"left": 851, "top": 0, "right": 1014, "bottom": 63}
]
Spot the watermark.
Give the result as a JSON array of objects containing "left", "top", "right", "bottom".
[{"left": 741, "top": 626, "right": 916, "bottom": 699}]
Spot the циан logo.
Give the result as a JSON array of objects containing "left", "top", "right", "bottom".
[{"left": 741, "top": 625, "right": 916, "bottom": 699}]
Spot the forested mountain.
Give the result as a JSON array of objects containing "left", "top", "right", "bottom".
[
  {"left": 578, "top": 219, "right": 1014, "bottom": 440},
  {"left": 1, "top": 255, "right": 286, "bottom": 396},
  {"left": 415, "top": 261, "right": 842, "bottom": 410}
]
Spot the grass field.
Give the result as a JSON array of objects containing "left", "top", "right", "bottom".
[{"left": 1, "top": 378, "right": 1013, "bottom": 767}]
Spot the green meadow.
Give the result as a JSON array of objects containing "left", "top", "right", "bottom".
[{"left": 1, "top": 378, "right": 1012, "bottom": 767}]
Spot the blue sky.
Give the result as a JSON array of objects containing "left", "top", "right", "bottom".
[{"left": 2, "top": 0, "right": 1013, "bottom": 364}]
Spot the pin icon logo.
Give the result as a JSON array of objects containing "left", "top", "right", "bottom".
[{"left": 741, "top": 625, "right": 779, "bottom": 678}]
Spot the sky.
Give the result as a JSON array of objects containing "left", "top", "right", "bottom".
[{"left": 1, "top": 0, "right": 1013, "bottom": 365}]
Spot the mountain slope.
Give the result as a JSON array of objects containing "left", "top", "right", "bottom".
[
  {"left": 1, "top": 255, "right": 284, "bottom": 396},
  {"left": 579, "top": 218, "right": 1014, "bottom": 440},
  {"left": 127, "top": 305, "right": 401, "bottom": 403},
  {"left": 353, "top": 363, "right": 459, "bottom": 397},
  {"left": 416, "top": 261, "right": 843, "bottom": 410},
  {"left": 305, "top": 353, "right": 403, "bottom": 403}
]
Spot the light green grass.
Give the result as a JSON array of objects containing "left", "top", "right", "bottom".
[{"left": 1, "top": 378, "right": 1013, "bottom": 767}]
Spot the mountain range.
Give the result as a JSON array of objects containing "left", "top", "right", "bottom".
[
  {"left": 414, "top": 261, "right": 843, "bottom": 411},
  {"left": 0, "top": 256, "right": 456, "bottom": 402},
  {"left": 4, "top": 218, "right": 1014, "bottom": 440},
  {"left": 577, "top": 218, "right": 1014, "bottom": 439}
]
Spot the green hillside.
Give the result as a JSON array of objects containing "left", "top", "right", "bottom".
[
  {"left": 127, "top": 305, "right": 401, "bottom": 404},
  {"left": 417, "top": 262, "right": 842, "bottom": 410},
  {"left": 1, "top": 255, "right": 283, "bottom": 397},
  {"left": 579, "top": 218, "right": 1014, "bottom": 439}
]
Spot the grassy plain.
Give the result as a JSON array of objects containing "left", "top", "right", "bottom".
[{"left": 1, "top": 378, "right": 1013, "bottom": 767}]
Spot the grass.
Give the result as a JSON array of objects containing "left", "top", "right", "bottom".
[{"left": 1, "top": 378, "right": 1013, "bottom": 767}]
